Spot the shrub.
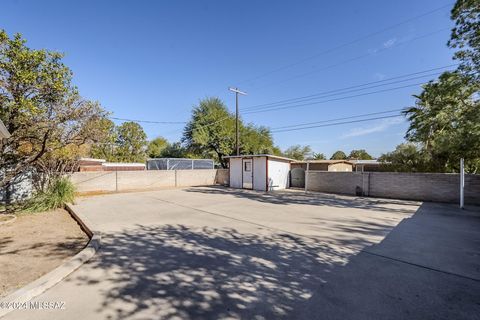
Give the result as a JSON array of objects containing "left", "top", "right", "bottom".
[{"left": 25, "top": 177, "right": 75, "bottom": 212}]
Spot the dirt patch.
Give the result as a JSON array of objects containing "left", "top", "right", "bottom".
[{"left": 0, "top": 209, "right": 89, "bottom": 297}]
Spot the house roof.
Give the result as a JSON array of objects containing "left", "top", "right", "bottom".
[
  {"left": 223, "top": 154, "right": 296, "bottom": 162},
  {"left": 294, "top": 160, "right": 354, "bottom": 165},
  {"left": 102, "top": 162, "right": 145, "bottom": 167},
  {"left": 0, "top": 120, "right": 11, "bottom": 139},
  {"left": 79, "top": 157, "right": 106, "bottom": 163},
  {"left": 350, "top": 160, "right": 382, "bottom": 165}
]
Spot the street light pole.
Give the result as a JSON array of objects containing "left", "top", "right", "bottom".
[{"left": 228, "top": 87, "right": 247, "bottom": 156}]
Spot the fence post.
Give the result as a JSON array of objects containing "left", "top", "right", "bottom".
[
  {"left": 304, "top": 162, "right": 310, "bottom": 193},
  {"left": 460, "top": 158, "right": 464, "bottom": 209},
  {"left": 191, "top": 159, "right": 194, "bottom": 170}
]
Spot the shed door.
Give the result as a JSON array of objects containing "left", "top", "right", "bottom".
[{"left": 242, "top": 158, "right": 253, "bottom": 189}]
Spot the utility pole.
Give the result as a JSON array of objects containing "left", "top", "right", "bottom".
[{"left": 228, "top": 87, "right": 247, "bottom": 155}]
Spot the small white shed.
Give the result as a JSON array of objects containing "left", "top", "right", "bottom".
[{"left": 224, "top": 154, "right": 294, "bottom": 191}]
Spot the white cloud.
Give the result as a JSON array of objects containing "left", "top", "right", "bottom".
[
  {"left": 373, "top": 72, "right": 386, "bottom": 81},
  {"left": 383, "top": 37, "right": 397, "bottom": 48},
  {"left": 341, "top": 117, "right": 404, "bottom": 139}
]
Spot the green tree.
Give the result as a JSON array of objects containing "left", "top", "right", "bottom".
[
  {"left": 147, "top": 137, "right": 168, "bottom": 158},
  {"left": 379, "top": 143, "right": 430, "bottom": 172},
  {"left": 312, "top": 152, "right": 326, "bottom": 160},
  {"left": 283, "top": 145, "right": 312, "bottom": 160},
  {"left": 0, "top": 31, "right": 107, "bottom": 190},
  {"left": 114, "top": 121, "right": 147, "bottom": 162},
  {"left": 241, "top": 124, "right": 275, "bottom": 155},
  {"left": 90, "top": 118, "right": 118, "bottom": 161},
  {"left": 160, "top": 142, "right": 188, "bottom": 158},
  {"left": 348, "top": 149, "right": 373, "bottom": 160},
  {"left": 271, "top": 146, "right": 284, "bottom": 157},
  {"left": 330, "top": 150, "right": 347, "bottom": 160},
  {"left": 183, "top": 98, "right": 236, "bottom": 167},
  {"left": 403, "top": 71, "right": 480, "bottom": 173},
  {"left": 448, "top": 0, "right": 480, "bottom": 77},
  {"left": 183, "top": 97, "right": 275, "bottom": 167}
]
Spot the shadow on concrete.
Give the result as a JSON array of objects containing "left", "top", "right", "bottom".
[
  {"left": 184, "top": 185, "right": 420, "bottom": 214},
  {"left": 66, "top": 202, "right": 480, "bottom": 319}
]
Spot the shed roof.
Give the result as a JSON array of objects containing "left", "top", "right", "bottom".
[
  {"left": 0, "top": 120, "right": 11, "bottom": 139},
  {"left": 223, "top": 154, "right": 296, "bottom": 162}
]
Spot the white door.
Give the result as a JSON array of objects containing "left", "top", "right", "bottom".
[{"left": 242, "top": 158, "right": 253, "bottom": 189}]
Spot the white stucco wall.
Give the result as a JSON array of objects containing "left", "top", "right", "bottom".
[
  {"left": 267, "top": 159, "right": 290, "bottom": 190},
  {"left": 253, "top": 157, "right": 267, "bottom": 191},
  {"left": 229, "top": 158, "right": 242, "bottom": 188}
]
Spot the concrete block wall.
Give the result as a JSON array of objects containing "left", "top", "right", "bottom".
[
  {"left": 306, "top": 171, "right": 480, "bottom": 205},
  {"left": 368, "top": 173, "right": 459, "bottom": 203},
  {"left": 70, "top": 169, "right": 221, "bottom": 194},
  {"left": 70, "top": 172, "right": 117, "bottom": 193},
  {"left": 307, "top": 172, "right": 365, "bottom": 196},
  {"left": 215, "top": 169, "right": 229, "bottom": 185},
  {"left": 465, "top": 174, "right": 480, "bottom": 205},
  {"left": 176, "top": 169, "right": 217, "bottom": 187},
  {"left": 116, "top": 171, "right": 175, "bottom": 191}
]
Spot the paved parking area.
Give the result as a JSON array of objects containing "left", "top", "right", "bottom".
[{"left": 4, "top": 186, "right": 480, "bottom": 319}]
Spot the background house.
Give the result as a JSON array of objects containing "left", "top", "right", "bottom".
[
  {"left": 78, "top": 158, "right": 145, "bottom": 171},
  {"left": 291, "top": 160, "right": 354, "bottom": 172},
  {"left": 350, "top": 160, "right": 383, "bottom": 172}
]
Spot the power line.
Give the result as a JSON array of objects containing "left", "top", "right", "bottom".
[
  {"left": 271, "top": 108, "right": 405, "bottom": 130},
  {"left": 110, "top": 117, "right": 186, "bottom": 124},
  {"left": 231, "top": 3, "right": 453, "bottom": 87},
  {"left": 271, "top": 114, "right": 404, "bottom": 133},
  {"left": 243, "top": 82, "right": 426, "bottom": 115},
  {"left": 242, "top": 71, "right": 443, "bottom": 112},
  {"left": 109, "top": 65, "right": 460, "bottom": 132},
  {"left": 242, "top": 64, "right": 458, "bottom": 111},
  {"left": 249, "top": 27, "right": 450, "bottom": 90}
]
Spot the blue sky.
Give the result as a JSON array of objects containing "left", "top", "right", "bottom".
[{"left": 1, "top": 0, "right": 455, "bottom": 157}]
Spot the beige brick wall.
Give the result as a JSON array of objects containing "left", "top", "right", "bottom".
[
  {"left": 116, "top": 171, "right": 175, "bottom": 191},
  {"left": 215, "top": 169, "right": 229, "bottom": 185},
  {"left": 176, "top": 170, "right": 217, "bottom": 187},
  {"left": 307, "top": 171, "right": 480, "bottom": 205},
  {"left": 70, "top": 169, "right": 222, "bottom": 194},
  {"left": 307, "top": 172, "right": 365, "bottom": 195},
  {"left": 70, "top": 172, "right": 117, "bottom": 193}
]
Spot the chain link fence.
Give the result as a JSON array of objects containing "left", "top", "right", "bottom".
[{"left": 146, "top": 158, "right": 214, "bottom": 170}]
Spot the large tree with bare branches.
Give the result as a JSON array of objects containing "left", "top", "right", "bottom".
[{"left": 0, "top": 30, "right": 108, "bottom": 192}]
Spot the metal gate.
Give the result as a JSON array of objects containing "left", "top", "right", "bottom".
[{"left": 290, "top": 168, "right": 305, "bottom": 188}]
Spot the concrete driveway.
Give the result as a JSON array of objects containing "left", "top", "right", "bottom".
[{"left": 4, "top": 186, "right": 480, "bottom": 319}]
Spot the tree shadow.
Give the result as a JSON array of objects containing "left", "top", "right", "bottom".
[
  {"left": 0, "top": 235, "right": 87, "bottom": 258},
  {"left": 0, "top": 236, "right": 13, "bottom": 251},
  {"left": 63, "top": 200, "right": 480, "bottom": 319},
  {"left": 184, "top": 186, "right": 419, "bottom": 214},
  {"left": 68, "top": 224, "right": 353, "bottom": 319}
]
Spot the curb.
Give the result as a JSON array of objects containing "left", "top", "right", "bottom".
[{"left": 0, "top": 204, "right": 101, "bottom": 318}]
